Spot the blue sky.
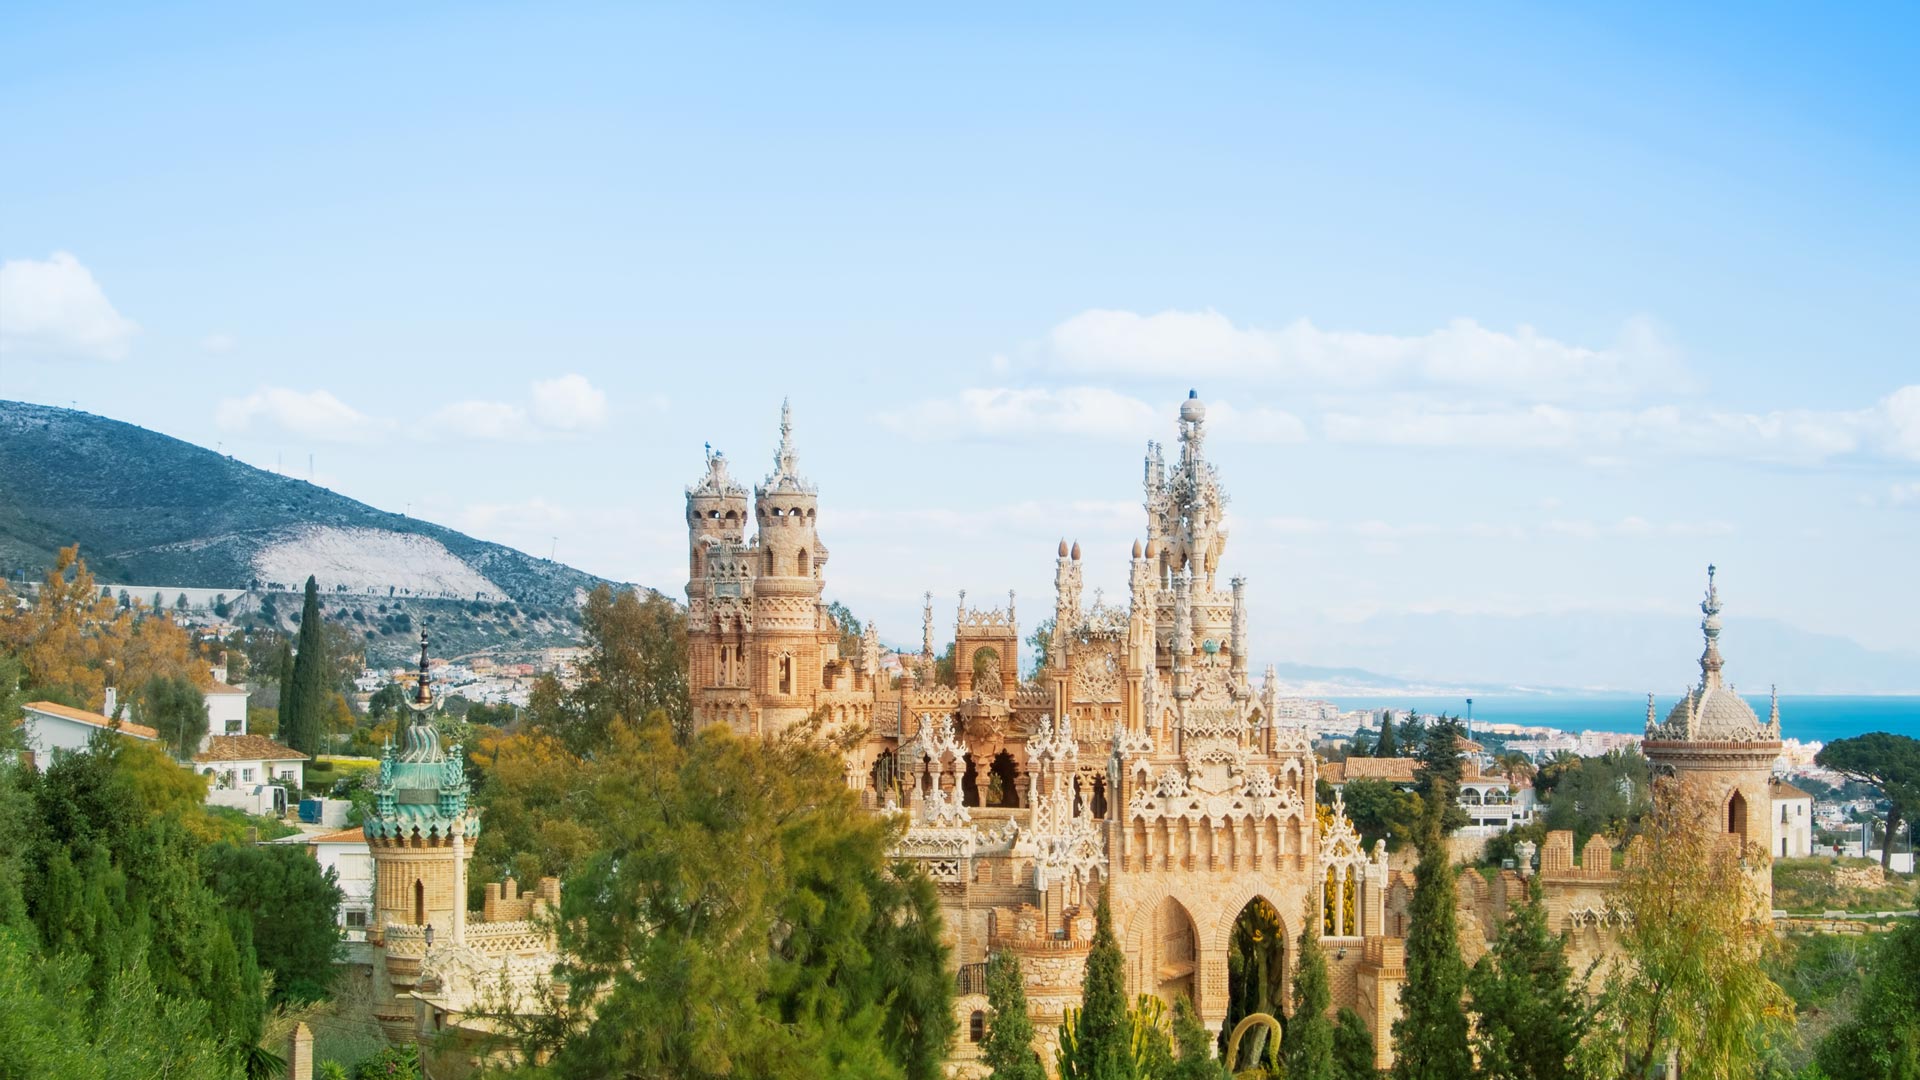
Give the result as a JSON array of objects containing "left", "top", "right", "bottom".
[{"left": 2, "top": 4, "right": 1916, "bottom": 686}]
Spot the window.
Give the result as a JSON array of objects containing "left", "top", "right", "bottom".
[
  {"left": 345, "top": 910, "right": 368, "bottom": 928},
  {"left": 797, "top": 549, "right": 810, "bottom": 576},
  {"left": 969, "top": 1011, "right": 985, "bottom": 1043},
  {"left": 778, "top": 654, "right": 793, "bottom": 695},
  {"left": 225, "top": 719, "right": 242, "bottom": 734},
  {"left": 241, "top": 768, "right": 255, "bottom": 783}
]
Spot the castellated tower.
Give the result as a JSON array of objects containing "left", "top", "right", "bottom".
[
  {"left": 686, "top": 400, "right": 842, "bottom": 735},
  {"left": 1642, "top": 565, "right": 1783, "bottom": 910}
]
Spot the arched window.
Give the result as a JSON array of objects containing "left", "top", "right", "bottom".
[
  {"left": 778, "top": 654, "right": 793, "bottom": 695},
  {"left": 1727, "top": 790, "right": 1748, "bottom": 844},
  {"left": 764, "top": 548, "right": 775, "bottom": 575},
  {"left": 797, "top": 549, "right": 810, "bottom": 576},
  {"left": 413, "top": 879, "right": 426, "bottom": 925},
  {"left": 969, "top": 1010, "right": 986, "bottom": 1043}
]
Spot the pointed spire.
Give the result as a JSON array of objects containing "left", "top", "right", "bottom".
[
  {"left": 921, "top": 591, "right": 934, "bottom": 660},
  {"left": 1769, "top": 683, "right": 1780, "bottom": 732},
  {"left": 759, "top": 397, "right": 814, "bottom": 493},
  {"left": 1645, "top": 692, "right": 1657, "bottom": 733},
  {"left": 413, "top": 631, "right": 433, "bottom": 708},
  {"left": 1698, "top": 563, "right": 1724, "bottom": 690}
]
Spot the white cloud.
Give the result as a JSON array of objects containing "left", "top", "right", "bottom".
[
  {"left": 531, "top": 373, "right": 608, "bottom": 431},
  {"left": 216, "top": 388, "right": 382, "bottom": 443},
  {"left": 1320, "top": 396, "right": 1911, "bottom": 464},
  {"left": 0, "top": 252, "right": 139, "bottom": 361},
  {"left": 1887, "top": 482, "right": 1920, "bottom": 507},
  {"left": 200, "top": 332, "right": 236, "bottom": 353},
  {"left": 879, "top": 386, "right": 1159, "bottom": 441},
  {"left": 881, "top": 387, "right": 1308, "bottom": 445},
  {"left": 1039, "top": 309, "right": 1681, "bottom": 402},
  {"left": 433, "top": 400, "right": 533, "bottom": 440}
]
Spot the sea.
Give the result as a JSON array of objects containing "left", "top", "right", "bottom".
[{"left": 1319, "top": 695, "right": 1920, "bottom": 745}]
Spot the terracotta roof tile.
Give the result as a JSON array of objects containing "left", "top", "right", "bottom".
[
  {"left": 308, "top": 827, "right": 369, "bottom": 844},
  {"left": 192, "top": 734, "right": 309, "bottom": 763},
  {"left": 22, "top": 701, "right": 159, "bottom": 740}
]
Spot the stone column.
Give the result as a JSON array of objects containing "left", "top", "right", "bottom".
[{"left": 286, "top": 1021, "right": 313, "bottom": 1080}]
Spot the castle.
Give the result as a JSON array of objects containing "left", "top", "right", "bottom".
[{"left": 680, "top": 392, "right": 1787, "bottom": 1073}]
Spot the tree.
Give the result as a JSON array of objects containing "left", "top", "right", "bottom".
[
  {"left": 496, "top": 712, "right": 949, "bottom": 1080},
  {"left": 1332, "top": 1008, "right": 1375, "bottom": 1079},
  {"left": 201, "top": 841, "right": 344, "bottom": 1005},
  {"left": 529, "top": 586, "right": 688, "bottom": 752},
  {"left": 1817, "top": 734, "right": 1920, "bottom": 870},
  {"left": 1466, "top": 880, "right": 1590, "bottom": 1080},
  {"left": 1538, "top": 750, "right": 1651, "bottom": 847},
  {"left": 1372, "top": 712, "right": 1399, "bottom": 758},
  {"left": 1494, "top": 752, "right": 1535, "bottom": 787},
  {"left": 137, "top": 674, "right": 208, "bottom": 759},
  {"left": 1222, "top": 898, "right": 1286, "bottom": 1067},
  {"left": 280, "top": 577, "right": 328, "bottom": 755},
  {"left": 1168, "top": 995, "right": 1227, "bottom": 1080},
  {"left": 1060, "top": 894, "right": 1132, "bottom": 1080},
  {"left": 1391, "top": 775, "right": 1473, "bottom": 1079},
  {"left": 1340, "top": 779, "right": 1421, "bottom": 852},
  {"left": 981, "top": 951, "right": 1045, "bottom": 1080},
  {"left": 175, "top": 593, "right": 190, "bottom": 612},
  {"left": 1593, "top": 777, "right": 1793, "bottom": 1079},
  {"left": 1026, "top": 616, "right": 1056, "bottom": 679},
  {"left": 1284, "top": 914, "right": 1336, "bottom": 1080},
  {"left": 1813, "top": 916, "right": 1920, "bottom": 1080},
  {"left": 1413, "top": 715, "right": 1469, "bottom": 835},
  {"left": 367, "top": 682, "right": 407, "bottom": 721},
  {"left": 825, "top": 600, "right": 865, "bottom": 662}
]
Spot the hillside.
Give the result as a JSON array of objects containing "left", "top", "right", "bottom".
[{"left": 0, "top": 400, "right": 625, "bottom": 662}]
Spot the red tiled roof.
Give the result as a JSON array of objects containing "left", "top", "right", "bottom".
[
  {"left": 205, "top": 682, "right": 248, "bottom": 696},
  {"left": 1770, "top": 780, "right": 1816, "bottom": 802},
  {"left": 22, "top": 701, "right": 159, "bottom": 740},
  {"left": 192, "top": 734, "right": 309, "bottom": 763},
  {"left": 308, "top": 827, "right": 369, "bottom": 844}
]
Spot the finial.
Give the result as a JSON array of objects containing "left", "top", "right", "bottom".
[
  {"left": 1058, "top": 538, "right": 1068, "bottom": 558},
  {"left": 1070, "top": 541, "right": 1080, "bottom": 561},
  {"left": 1645, "top": 692, "right": 1656, "bottom": 726},
  {"left": 414, "top": 631, "right": 433, "bottom": 707},
  {"left": 1132, "top": 539, "right": 1142, "bottom": 559}
]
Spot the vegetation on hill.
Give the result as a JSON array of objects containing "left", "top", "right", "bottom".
[
  {"left": 1772, "top": 858, "right": 1920, "bottom": 915},
  {"left": 0, "top": 399, "right": 614, "bottom": 609}
]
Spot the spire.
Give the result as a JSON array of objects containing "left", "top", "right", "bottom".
[
  {"left": 1769, "top": 683, "right": 1780, "bottom": 733},
  {"left": 759, "top": 397, "right": 814, "bottom": 494},
  {"left": 921, "top": 591, "right": 934, "bottom": 660},
  {"left": 1698, "top": 563, "right": 1724, "bottom": 690},
  {"left": 413, "top": 631, "right": 433, "bottom": 708},
  {"left": 1645, "top": 692, "right": 1657, "bottom": 733}
]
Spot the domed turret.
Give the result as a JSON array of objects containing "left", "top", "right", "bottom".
[{"left": 1179, "top": 389, "right": 1206, "bottom": 424}]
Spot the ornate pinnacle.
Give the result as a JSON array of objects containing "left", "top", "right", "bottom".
[
  {"left": 413, "top": 631, "right": 433, "bottom": 708},
  {"left": 1698, "top": 563, "right": 1725, "bottom": 689}
]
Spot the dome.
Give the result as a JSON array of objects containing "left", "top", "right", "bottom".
[
  {"left": 1179, "top": 390, "right": 1206, "bottom": 423},
  {"left": 1659, "top": 685, "right": 1768, "bottom": 742}
]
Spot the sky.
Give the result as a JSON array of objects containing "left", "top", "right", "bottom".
[{"left": 2, "top": 4, "right": 1917, "bottom": 688}]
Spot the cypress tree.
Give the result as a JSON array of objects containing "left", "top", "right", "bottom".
[
  {"left": 1332, "top": 1007, "right": 1375, "bottom": 1079},
  {"left": 1466, "top": 880, "right": 1588, "bottom": 1080},
  {"left": 280, "top": 577, "right": 328, "bottom": 756},
  {"left": 1373, "top": 711, "right": 1398, "bottom": 757},
  {"left": 1167, "top": 995, "right": 1226, "bottom": 1080},
  {"left": 1061, "top": 894, "right": 1132, "bottom": 1080},
  {"left": 1390, "top": 811, "right": 1473, "bottom": 1080},
  {"left": 982, "top": 951, "right": 1045, "bottom": 1080},
  {"left": 1284, "top": 915, "right": 1335, "bottom": 1080}
]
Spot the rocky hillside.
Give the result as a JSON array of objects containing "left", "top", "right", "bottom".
[{"left": 0, "top": 400, "right": 626, "bottom": 661}]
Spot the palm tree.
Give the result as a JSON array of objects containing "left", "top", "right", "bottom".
[{"left": 1495, "top": 751, "right": 1535, "bottom": 787}]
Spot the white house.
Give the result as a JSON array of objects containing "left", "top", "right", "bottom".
[
  {"left": 194, "top": 734, "right": 309, "bottom": 817},
  {"left": 17, "top": 697, "right": 157, "bottom": 764},
  {"left": 274, "top": 827, "right": 375, "bottom": 940},
  {"left": 1771, "top": 778, "right": 1815, "bottom": 859}
]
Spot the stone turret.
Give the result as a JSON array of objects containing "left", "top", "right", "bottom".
[{"left": 1642, "top": 565, "right": 1783, "bottom": 910}]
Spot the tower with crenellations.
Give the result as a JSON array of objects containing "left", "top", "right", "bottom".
[{"left": 686, "top": 399, "right": 869, "bottom": 736}]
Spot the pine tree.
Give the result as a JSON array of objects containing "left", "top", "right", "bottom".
[
  {"left": 1332, "top": 1007, "right": 1376, "bottom": 1079},
  {"left": 280, "top": 577, "right": 328, "bottom": 755},
  {"left": 1466, "top": 879, "right": 1589, "bottom": 1080},
  {"left": 1284, "top": 915, "right": 1336, "bottom": 1080},
  {"left": 1414, "top": 716, "right": 1469, "bottom": 835},
  {"left": 982, "top": 951, "right": 1045, "bottom": 1080},
  {"left": 1373, "top": 711, "right": 1398, "bottom": 757},
  {"left": 1061, "top": 894, "right": 1132, "bottom": 1080},
  {"left": 1390, "top": 807, "right": 1474, "bottom": 1080}
]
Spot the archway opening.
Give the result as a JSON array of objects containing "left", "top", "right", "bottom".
[
  {"left": 1220, "top": 897, "right": 1286, "bottom": 1070},
  {"left": 413, "top": 878, "right": 426, "bottom": 926},
  {"left": 1728, "top": 790, "right": 1749, "bottom": 845},
  {"left": 961, "top": 753, "right": 982, "bottom": 807},
  {"left": 989, "top": 751, "right": 1020, "bottom": 808},
  {"left": 1154, "top": 896, "right": 1198, "bottom": 1009}
]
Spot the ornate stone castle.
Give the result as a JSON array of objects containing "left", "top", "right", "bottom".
[{"left": 682, "top": 393, "right": 1789, "bottom": 1074}]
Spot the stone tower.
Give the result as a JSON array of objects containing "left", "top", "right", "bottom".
[
  {"left": 1642, "top": 565, "right": 1782, "bottom": 909},
  {"left": 686, "top": 445, "right": 753, "bottom": 729},
  {"left": 364, "top": 633, "right": 479, "bottom": 1035},
  {"left": 686, "top": 400, "right": 842, "bottom": 735}
]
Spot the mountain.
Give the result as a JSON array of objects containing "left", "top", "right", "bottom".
[{"left": 0, "top": 400, "right": 622, "bottom": 661}]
